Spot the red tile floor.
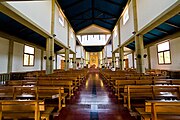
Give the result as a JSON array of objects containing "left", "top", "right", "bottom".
[{"left": 54, "top": 72, "right": 136, "bottom": 120}]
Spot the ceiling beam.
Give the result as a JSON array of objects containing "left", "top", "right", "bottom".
[
  {"left": 101, "top": 0, "right": 122, "bottom": 6},
  {"left": 69, "top": 8, "right": 91, "bottom": 18},
  {"left": 94, "top": 8, "right": 117, "bottom": 17},
  {"left": 155, "top": 27, "right": 169, "bottom": 34},
  {"left": 164, "top": 22, "right": 180, "bottom": 28},
  {"left": 62, "top": 0, "right": 84, "bottom": 10}
]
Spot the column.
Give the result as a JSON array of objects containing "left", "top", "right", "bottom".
[
  {"left": 112, "top": 53, "right": 115, "bottom": 68},
  {"left": 46, "top": 37, "right": 54, "bottom": 74},
  {"left": 73, "top": 53, "right": 76, "bottom": 69},
  {"left": 55, "top": 53, "right": 57, "bottom": 69},
  {"left": 147, "top": 47, "right": 151, "bottom": 69},
  {"left": 65, "top": 48, "right": 69, "bottom": 71},
  {"left": 7, "top": 40, "right": 14, "bottom": 73},
  {"left": 135, "top": 34, "right": 145, "bottom": 73},
  {"left": 41, "top": 49, "right": 44, "bottom": 70},
  {"left": 119, "top": 47, "right": 124, "bottom": 70},
  {"left": 132, "top": 51, "right": 135, "bottom": 68}
]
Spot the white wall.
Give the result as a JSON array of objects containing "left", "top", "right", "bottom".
[
  {"left": 120, "top": 1, "right": 134, "bottom": 44},
  {"left": 0, "top": 37, "right": 9, "bottom": 73},
  {"left": 106, "top": 44, "right": 112, "bottom": 58},
  {"left": 12, "top": 42, "right": 41, "bottom": 72},
  {"left": 54, "top": 4, "right": 68, "bottom": 46},
  {"left": 7, "top": 1, "right": 51, "bottom": 33},
  {"left": 150, "top": 37, "right": 180, "bottom": 70},
  {"left": 137, "top": 0, "right": 177, "bottom": 31}
]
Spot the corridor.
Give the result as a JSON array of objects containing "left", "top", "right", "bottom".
[{"left": 55, "top": 72, "right": 136, "bottom": 120}]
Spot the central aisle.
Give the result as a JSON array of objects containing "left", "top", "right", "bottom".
[{"left": 55, "top": 72, "right": 136, "bottom": 120}]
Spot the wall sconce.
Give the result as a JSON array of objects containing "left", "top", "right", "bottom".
[
  {"left": 137, "top": 54, "right": 141, "bottom": 58},
  {"left": 143, "top": 54, "right": 147, "bottom": 58}
]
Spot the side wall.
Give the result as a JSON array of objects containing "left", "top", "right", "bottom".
[
  {"left": 150, "top": 37, "right": 180, "bottom": 70},
  {"left": 12, "top": 42, "right": 42, "bottom": 72},
  {"left": 6, "top": 1, "right": 51, "bottom": 33},
  {"left": 137, "top": 0, "right": 177, "bottom": 31}
]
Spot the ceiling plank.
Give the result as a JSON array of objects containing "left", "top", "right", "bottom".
[
  {"left": 63, "top": 0, "right": 84, "bottom": 10},
  {"left": 97, "top": 19, "right": 114, "bottom": 26},
  {"left": 94, "top": 8, "right": 117, "bottom": 17},
  {"left": 69, "top": 8, "right": 91, "bottom": 18},
  {"left": 101, "top": 0, "right": 122, "bottom": 6},
  {"left": 71, "top": 17, "right": 117, "bottom": 21},
  {"left": 147, "top": 32, "right": 161, "bottom": 38},
  {"left": 92, "top": 0, "right": 95, "bottom": 23}
]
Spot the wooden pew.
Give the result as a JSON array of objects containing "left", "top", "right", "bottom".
[
  {"left": 122, "top": 85, "right": 180, "bottom": 111},
  {"left": 0, "top": 99, "right": 54, "bottom": 120},
  {"left": 136, "top": 100, "right": 180, "bottom": 120},
  {"left": 6, "top": 79, "right": 74, "bottom": 99},
  {"left": 114, "top": 79, "right": 172, "bottom": 100},
  {"left": 0, "top": 86, "right": 66, "bottom": 111}
]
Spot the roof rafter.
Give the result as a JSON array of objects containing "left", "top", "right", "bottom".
[
  {"left": 164, "top": 22, "right": 180, "bottom": 28},
  {"left": 155, "top": 27, "right": 169, "bottom": 34}
]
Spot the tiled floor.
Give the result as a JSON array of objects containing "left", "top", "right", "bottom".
[{"left": 54, "top": 72, "right": 136, "bottom": 120}]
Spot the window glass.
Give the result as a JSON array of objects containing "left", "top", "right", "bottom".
[
  {"left": 158, "top": 41, "right": 169, "bottom": 52},
  {"left": 164, "top": 51, "right": 171, "bottom": 64},
  {"left": 23, "top": 45, "right": 35, "bottom": 66},
  {"left": 24, "top": 54, "right": 29, "bottom": 66},
  {"left": 157, "top": 41, "right": 171, "bottom": 64},
  {"left": 158, "top": 52, "right": 164, "bottom": 64},
  {"left": 123, "top": 8, "right": 129, "bottom": 25},
  {"left": 58, "top": 11, "right": 64, "bottom": 26},
  {"left": 24, "top": 45, "right": 34, "bottom": 54}
]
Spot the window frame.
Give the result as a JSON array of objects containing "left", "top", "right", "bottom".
[
  {"left": 23, "top": 45, "right": 35, "bottom": 67},
  {"left": 157, "top": 41, "right": 171, "bottom": 65}
]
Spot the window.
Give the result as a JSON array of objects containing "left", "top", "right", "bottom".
[
  {"left": 114, "top": 26, "right": 117, "bottom": 38},
  {"left": 58, "top": 11, "right": 64, "bottom": 26},
  {"left": 157, "top": 41, "right": 171, "bottom": 64},
  {"left": 123, "top": 8, "right": 129, "bottom": 25},
  {"left": 24, "top": 45, "right": 35, "bottom": 66}
]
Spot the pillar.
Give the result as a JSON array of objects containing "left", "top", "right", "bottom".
[
  {"left": 119, "top": 47, "right": 124, "bottom": 70},
  {"left": 46, "top": 37, "right": 54, "bottom": 74},
  {"left": 65, "top": 48, "right": 69, "bottom": 71},
  {"left": 41, "top": 49, "right": 44, "bottom": 70},
  {"left": 7, "top": 40, "right": 14, "bottom": 73},
  {"left": 132, "top": 51, "right": 135, "bottom": 68},
  {"left": 112, "top": 53, "right": 115, "bottom": 68},
  {"left": 135, "top": 35, "right": 145, "bottom": 73},
  {"left": 147, "top": 47, "right": 151, "bottom": 69},
  {"left": 73, "top": 53, "right": 76, "bottom": 69}
]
